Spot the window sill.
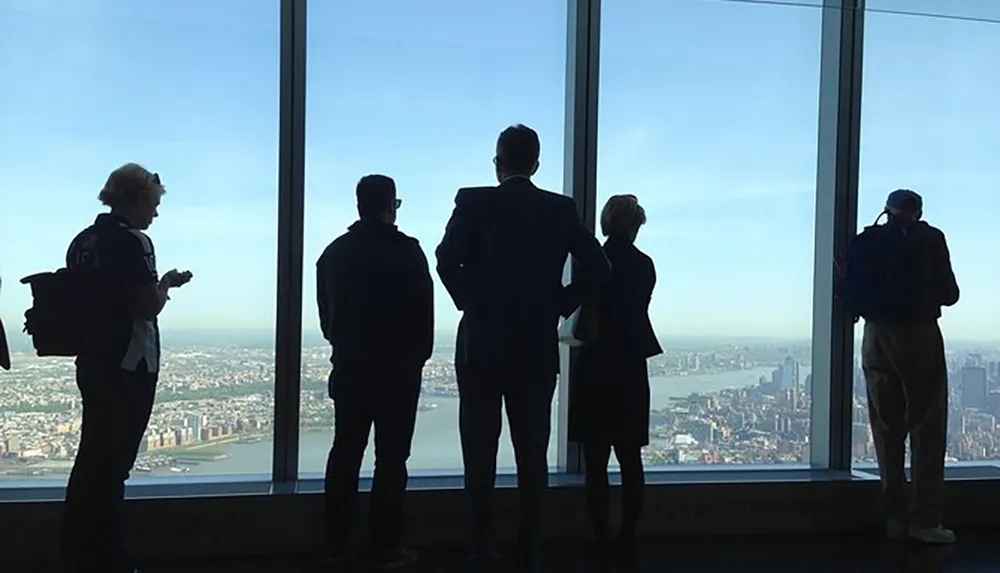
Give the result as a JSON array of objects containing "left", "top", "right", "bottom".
[
  {"left": 5, "top": 462, "right": 1000, "bottom": 503},
  {"left": 0, "top": 465, "right": 867, "bottom": 503}
]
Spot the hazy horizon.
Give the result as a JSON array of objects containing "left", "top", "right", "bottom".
[{"left": 5, "top": 326, "right": 1000, "bottom": 355}]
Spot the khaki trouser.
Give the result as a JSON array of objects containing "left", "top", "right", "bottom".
[{"left": 862, "top": 320, "right": 948, "bottom": 528}]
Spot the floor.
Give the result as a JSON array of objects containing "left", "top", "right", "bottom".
[{"left": 17, "top": 532, "right": 999, "bottom": 572}]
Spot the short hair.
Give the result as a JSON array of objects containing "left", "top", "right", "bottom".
[
  {"left": 98, "top": 163, "right": 165, "bottom": 208},
  {"left": 496, "top": 124, "right": 540, "bottom": 173},
  {"left": 356, "top": 174, "right": 397, "bottom": 218},
  {"left": 600, "top": 194, "right": 647, "bottom": 238}
]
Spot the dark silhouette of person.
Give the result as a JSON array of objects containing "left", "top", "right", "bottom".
[
  {"left": 568, "top": 194, "right": 661, "bottom": 558},
  {"left": 436, "top": 124, "right": 610, "bottom": 571},
  {"left": 0, "top": 275, "right": 9, "bottom": 371},
  {"left": 61, "top": 163, "right": 192, "bottom": 573},
  {"left": 317, "top": 174, "right": 434, "bottom": 570},
  {"left": 860, "top": 189, "right": 959, "bottom": 544}
]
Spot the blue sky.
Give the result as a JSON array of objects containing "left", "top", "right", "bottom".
[{"left": 1, "top": 0, "right": 998, "bottom": 343}]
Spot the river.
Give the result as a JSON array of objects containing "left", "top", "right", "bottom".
[{"left": 143, "top": 366, "right": 785, "bottom": 478}]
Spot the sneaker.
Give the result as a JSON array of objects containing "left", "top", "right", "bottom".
[
  {"left": 907, "top": 525, "right": 956, "bottom": 545},
  {"left": 373, "top": 546, "right": 420, "bottom": 570},
  {"left": 885, "top": 518, "right": 907, "bottom": 541}
]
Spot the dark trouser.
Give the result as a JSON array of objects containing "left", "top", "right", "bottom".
[
  {"left": 324, "top": 367, "right": 422, "bottom": 551},
  {"left": 583, "top": 443, "right": 645, "bottom": 540},
  {"left": 457, "top": 363, "right": 557, "bottom": 554},
  {"left": 862, "top": 320, "right": 948, "bottom": 528},
  {"left": 61, "top": 359, "right": 157, "bottom": 572}
]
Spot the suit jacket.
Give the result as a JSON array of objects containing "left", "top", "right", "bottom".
[{"left": 436, "top": 177, "right": 609, "bottom": 377}]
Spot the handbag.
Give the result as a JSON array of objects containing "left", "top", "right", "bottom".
[{"left": 558, "top": 301, "right": 599, "bottom": 347}]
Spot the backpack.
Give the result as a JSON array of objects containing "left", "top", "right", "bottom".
[
  {"left": 20, "top": 269, "right": 112, "bottom": 357},
  {"left": 844, "top": 213, "right": 921, "bottom": 322}
]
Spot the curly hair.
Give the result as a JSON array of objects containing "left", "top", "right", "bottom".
[{"left": 600, "top": 194, "right": 647, "bottom": 238}]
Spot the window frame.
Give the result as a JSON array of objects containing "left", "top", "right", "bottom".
[{"left": 0, "top": 0, "right": 913, "bottom": 503}]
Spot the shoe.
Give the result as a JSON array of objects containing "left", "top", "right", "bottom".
[
  {"left": 372, "top": 546, "right": 420, "bottom": 570},
  {"left": 907, "top": 525, "right": 956, "bottom": 545},
  {"left": 886, "top": 518, "right": 907, "bottom": 541}
]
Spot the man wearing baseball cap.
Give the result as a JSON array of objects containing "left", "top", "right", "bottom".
[{"left": 861, "top": 189, "right": 960, "bottom": 544}]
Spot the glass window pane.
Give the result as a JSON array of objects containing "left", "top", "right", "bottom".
[
  {"left": 0, "top": 1, "right": 279, "bottom": 484},
  {"left": 868, "top": 0, "right": 1000, "bottom": 22},
  {"left": 300, "top": 0, "right": 568, "bottom": 477},
  {"left": 853, "top": 8, "right": 1000, "bottom": 469},
  {"left": 596, "top": 0, "right": 822, "bottom": 467}
]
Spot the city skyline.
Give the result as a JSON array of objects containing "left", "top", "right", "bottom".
[
  {"left": 2, "top": 2, "right": 998, "bottom": 340},
  {"left": 0, "top": 337, "right": 819, "bottom": 478},
  {"left": 4, "top": 335, "right": 1000, "bottom": 479}
]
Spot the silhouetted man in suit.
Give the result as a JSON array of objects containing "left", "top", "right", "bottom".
[
  {"left": 317, "top": 175, "right": 434, "bottom": 570},
  {"left": 436, "top": 124, "right": 610, "bottom": 571}
]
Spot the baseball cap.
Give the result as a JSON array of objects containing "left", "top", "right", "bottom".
[{"left": 885, "top": 188, "right": 922, "bottom": 215}]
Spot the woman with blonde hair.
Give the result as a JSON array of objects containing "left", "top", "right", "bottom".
[
  {"left": 568, "top": 194, "right": 662, "bottom": 557},
  {"left": 60, "top": 163, "right": 192, "bottom": 573}
]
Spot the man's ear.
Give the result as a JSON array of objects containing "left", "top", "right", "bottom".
[{"left": 530, "top": 161, "right": 540, "bottom": 177}]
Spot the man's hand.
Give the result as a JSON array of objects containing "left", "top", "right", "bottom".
[{"left": 162, "top": 269, "right": 193, "bottom": 289}]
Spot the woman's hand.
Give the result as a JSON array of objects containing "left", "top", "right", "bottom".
[{"left": 162, "top": 269, "right": 193, "bottom": 289}]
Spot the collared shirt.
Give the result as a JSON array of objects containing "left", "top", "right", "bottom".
[{"left": 499, "top": 174, "right": 532, "bottom": 185}]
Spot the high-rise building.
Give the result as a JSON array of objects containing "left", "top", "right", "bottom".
[
  {"left": 961, "top": 366, "right": 988, "bottom": 411},
  {"left": 780, "top": 356, "right": 800, "bottom": 391}
]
